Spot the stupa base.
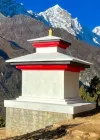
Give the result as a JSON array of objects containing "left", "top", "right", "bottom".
[
  {"left": 4, "top": 100, "right": 96, "bottom": 136},
  {"left": 16, "top": 96, "right": 84, "bottom": 104}
]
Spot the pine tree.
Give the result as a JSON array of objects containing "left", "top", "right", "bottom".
[{"left": 87, "top": 76, "right": 100, "bottom": 107}]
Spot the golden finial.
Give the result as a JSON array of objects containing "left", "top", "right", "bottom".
[{"left": 49, "top": 28, "right": 53, "bottom": 36}]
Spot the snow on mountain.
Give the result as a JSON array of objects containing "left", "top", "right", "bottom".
[
  {"left": 27, "top": 10, "right": 34, "bottom": 15},
  {"left": 92, "top": 26, "right": 100, "bottom": 36},
  {"left": 39, "top": 4, "right": 83, "bottom": 36},
  {"left": 39, "top": 5, "right": 100, "bottom": 47},
  {"left": 27, "top": 10, "right": 50, "bottom": 26},
  {"left": 71, "top": 18, "right": 82, "bottom": 34},
  {"left": 92, "top": 27, "right": 100, "bottom": 45},
  {"left": 0, "top": 13, "right": 6, "bottom": 19},
  {"left": 39, "top": 4, "right": 76, "bottom": 35}
]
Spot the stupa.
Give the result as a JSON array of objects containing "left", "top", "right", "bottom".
[{"left": 4, "top": 29, "right": 96, "bottom": 136}]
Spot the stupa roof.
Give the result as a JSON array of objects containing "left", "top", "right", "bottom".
[
  {"left": 27, "top": 36, "right": 62, "bottom": 42},
  {"left": 27, "top": 35, "right": 71, "bottom": 45},
  {"left": 6, "top": 34, "right": 92, "bottom": 68},
  {"left": 6, "top": 52, "right": 92, "bottom": 67}
]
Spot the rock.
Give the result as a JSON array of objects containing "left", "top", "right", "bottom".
[
  {"left": 89, "top": 132, "right": 99, "bottom": 138},
  {"left": 71, "top": 130, "right": 86, "bottom": 137},
  {"left": 72, "top": 130, "right": 99, "bottom": 139}
]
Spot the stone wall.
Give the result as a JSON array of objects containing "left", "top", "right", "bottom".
[{"left": 6, "top": 107, "right": 73, "bottom": 136}]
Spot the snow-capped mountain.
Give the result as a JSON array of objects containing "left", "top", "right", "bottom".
[
  {"left": 39, "top": 4, "right": 76, "bottom": 35},
  {"left": 0, "top": 0, "right": 100, "bottom": 47},
  {"left": 39, "top": 5, "right": 83, "bottom": 36},
  {"left": 27, "top": 4, "right": 100, "bottom": 47},
  {"left": 92, "top": 26, "right": 100, "bottom": 36},
  {"left": 39, "top": 4, "right": 100, "bottom": 47}
]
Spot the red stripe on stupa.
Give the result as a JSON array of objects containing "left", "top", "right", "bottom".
[
  {"left": 16, "top": 65, "right": 85, "bottom": 72},
  {"left": 32, "top": 41, "right": 69, "bottom": 49}
]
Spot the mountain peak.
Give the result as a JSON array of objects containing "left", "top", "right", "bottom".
[
  {"left": 39, "top": 5, "right": 75, "bottom": 35},
  {"left": 27, "top": 10, "right": 33, "bottom": 15},
  {"left": 48, "top": 4, "right": 68, "bottom": 13},
  {"left": 92, "top": 26, "right": 100, "bottom": 36},
  {"left": 39, "top": 5, "right": 100, "bottom": 47},
  {"left": 52, "top": 4, "right": 61, "bottom": 9}
]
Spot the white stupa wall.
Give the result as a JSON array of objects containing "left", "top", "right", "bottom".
[
  {"left": 17, "top": 70, "right": 81, "bottom": 104},
  {"left": 64, "top": 71, "right": 79, "bottom": 99},
  {"left": 36, "top": 47, "right": 66, "bottom": 53},
  {"left": 22, "top": 70, "right": 64, "bottom": 99}
]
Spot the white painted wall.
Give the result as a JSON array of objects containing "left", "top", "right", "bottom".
[
  {"left": 22, "top": 70, "right": 64, "bottom": 99},
  {"left": 64, "top": 71, "right": 79, "bottom": 98},
  {"left": 22, "top": 70, "right": 79, "bottom": 101},
  {"left": 36, "top": 47, "right": 66, "bottom": 54}
]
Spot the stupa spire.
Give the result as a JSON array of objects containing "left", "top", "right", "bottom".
[{"left": 49, "top": 28, "right": 53, "bottom": 36}]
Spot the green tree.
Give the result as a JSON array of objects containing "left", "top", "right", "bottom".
[
  {"left": 79, "top": 85, "right": 98, "bottom": 103},
  {"left": 87, "top": 76, "right": 100, "bottom": 107},
  {"left": 79, "top": 76, "right": 100, "bottom": 107}
]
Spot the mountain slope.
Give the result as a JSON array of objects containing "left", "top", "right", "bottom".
[
  {"left": 0, "top": 0, "right": 28, "bottom": 17},
  {"left": 0, "top": 0, "right": 50, "bottom": 26},
  {"left": 0, "top": 35, "right": 28, "bottom": 117}
]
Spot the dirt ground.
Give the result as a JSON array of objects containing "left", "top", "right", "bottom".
[{"left": 0, "top": 108, "right": 100, "bottom": 140}]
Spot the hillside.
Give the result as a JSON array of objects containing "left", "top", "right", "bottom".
[{"left": 0, "top": 34, "right": 28, "bottom": 117}]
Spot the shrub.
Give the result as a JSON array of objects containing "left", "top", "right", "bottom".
[
  {"left": 0, "top": 116, "right": 5, "bottom": 127},
  {"left": 79, "top": 76, "right": 100, "bottom": 107},
  {"left": 79, "top": 85, "right": 98, "bottom": 102}
]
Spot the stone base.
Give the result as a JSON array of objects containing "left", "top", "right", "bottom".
[
  {"left": 5, "top": 108, "right": 73, "bottom": 136},
  {"left": 16, "top": 96, "right": 83, "bottom": 104},
  {"left": 4, "top": 100, "right": 96, "bottom": 136}
]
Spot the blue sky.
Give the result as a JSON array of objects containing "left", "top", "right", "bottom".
[{"left": 17, "top": 0, "right": 100, "bottom": 30}]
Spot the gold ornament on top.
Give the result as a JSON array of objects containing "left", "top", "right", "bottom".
[{"left": 49, "top": 28, "right": 53, "bottom": 36}]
